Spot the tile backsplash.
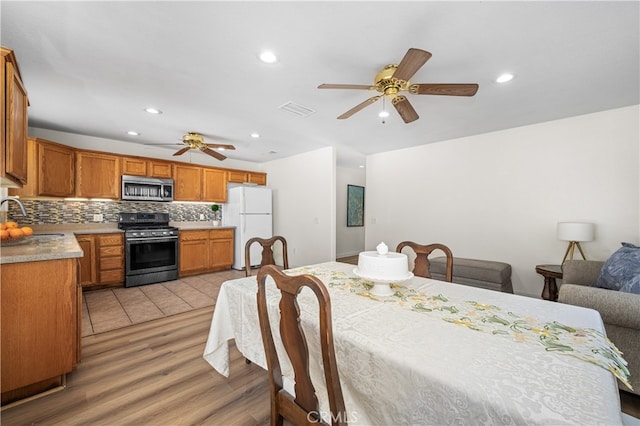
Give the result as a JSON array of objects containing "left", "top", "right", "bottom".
[{"left": 4, "top": 200, "right": 221, "bottom": 224}]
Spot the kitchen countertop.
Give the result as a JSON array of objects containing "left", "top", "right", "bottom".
[
  {"left": 0, "top": 232, "right": 83, "bottom": 265},
  {"left": 0, "top": 222, "right": 235, "bottom": 264},
  {"left": 171, "top": 222, "right": 235, "bottom": 231}
]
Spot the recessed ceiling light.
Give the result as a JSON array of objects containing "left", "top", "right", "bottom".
[
  {"left": 251, "top": 133, "right": 260, "bottom": 138},
  {"left": 127, "top": 131, "right": 140, "bottom": 136},
  {"left": 378, "top": 110, "right": 390, "bottom": 118},
  {"left": 496, "top": 73, "right": 514, "bottom": 83},
  {"left": 144, "top": 107, "right": 162, "bottom": 114},
  {"left": 218, "top": 147, "right": 225, "bottom": 151},
  {"left": 258, "top": 50, "right": 278, "bottom": 64},
  {"left": 359, "top": 165, "right": 365, "bottom": 169}
]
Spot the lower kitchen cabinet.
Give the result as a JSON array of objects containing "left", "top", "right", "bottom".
[
  {"left": 76, "top": 234, "right": 97, "bottom": 286},
  {"left": 179, "top": 230, "right": 210, "bottom": 277},
  {"left": 1, "top": 258, "right": 79, "bottom": 405},
  {"left": 77, "top": 233, "right": 124, "bottom": 289},
  {"left": 97, "top": 233, "right": 124, "bottom": 285},
  {"left": 209, "top": 229, "right": 234, "bottom": 271},
  {"left": 179, "top": 228, "right": 234, "bottom": 277}
]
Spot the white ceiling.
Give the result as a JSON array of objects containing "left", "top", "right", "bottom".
[{"left": 1, "top": 1, "right": 638, "bottom": 169}]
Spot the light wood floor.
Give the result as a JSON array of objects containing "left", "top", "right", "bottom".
[{"left": 1, "top": 306, "right": 271, "bottom": 425}]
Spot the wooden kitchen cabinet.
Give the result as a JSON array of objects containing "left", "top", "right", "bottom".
[
  {"left": 1, "top": 258, "right": 79, "bottom": 405},
  {"left": 227, "top": 170, "right": 267, "bottom": 185},
  {"left": 121, "top": 157, "right": 173, "bottom": 179},
  {"left": 76, "top": 234, "right": 97, "bottom": 286},
  {"left": 1, "top": 47, "right": 28, "bottom": 187},
  {"left": 96, "top": 233, "right": 124, "bottom": 285},
  {"left": 10, "top": 138, "right": 75, "bottom": 198},
  {"left": 173, "top": 164, "right": 202, "bottom": 201},
  {"left": 121, "top": 156, "right": 147, "bottom": 176},
  {"left": 179, "top": 230, "right": 210, "bottom": 276},
  {"left": 76, "top": 233, "right": 123, "bottom": 289},
  {"left": 38, "top": 140, "right": 75, "bottom": 197},
  {"left": 202, "top": 168, "right": 227, "bottom": 202},
  {"left": 147, "top": 160, "right": 173, "bottom": 178},
  {"left": 75, "top": 151, "right": 120, "bottom": 199},
  {"left": 209, "top": 229, "right": 234, "bottom": 271}
]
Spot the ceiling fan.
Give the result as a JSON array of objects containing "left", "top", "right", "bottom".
[
  {"left": 148, "top": 132, "right": 236, "bottom": 161},
  {"left": 318, "top": 48, "right": 479, "bottom": 124}
]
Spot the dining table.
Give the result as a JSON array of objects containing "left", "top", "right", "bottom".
[{"left": 203, "top": 261, "right": 628, "bottom": 425}]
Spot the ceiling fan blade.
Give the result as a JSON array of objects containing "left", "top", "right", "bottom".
[
  {"left": 392, "top": 96, "right": 419, "bottom": 123},
  {"left": 206, "top": 143, "right": 236, "bottom": 150},
  {"left": 337, "top": 95, "right": 382, "bottom": 119},
  {"left": 318, "top": 84, "right": 376, "bottom": 90},
  {"left": 173, "top": 147, "right": 191, "bottom": 156},
  {"left": 409, "top": 83, "right": 479, "bottom": 96},
  {"left": 392, "top": 48, "right": 432, "bottom": 82},
  {"left": 201, "top": 147, "right": 227, "bottom": 161}
]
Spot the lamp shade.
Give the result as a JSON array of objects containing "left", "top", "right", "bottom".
[{"left": 557, "top": 222, "right": 595, "bottom": 242}]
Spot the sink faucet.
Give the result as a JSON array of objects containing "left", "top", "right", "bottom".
[{"left": 0, "top": 197, "right": 27, "bottom": 216}]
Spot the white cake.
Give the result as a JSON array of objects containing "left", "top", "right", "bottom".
[{"left": 356, "top": 242, "right": 410, "bottom": 281}]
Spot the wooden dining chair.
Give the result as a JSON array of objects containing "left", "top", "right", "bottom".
[
  {"left": 396, "top": 241, "right": 454, "bottom": 282},
  {"left": 245, "top": 236, "right": 289, "bottom": 277},
  {"left": 256, "top": 265, "right": 347, "bottom": 426}
]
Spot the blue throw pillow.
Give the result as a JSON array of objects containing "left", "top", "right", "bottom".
[{"left": 596, "top": 243, "right": 640, "bottom": 294}]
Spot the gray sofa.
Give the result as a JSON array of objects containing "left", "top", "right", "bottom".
[{"left": 558, "top": 260, "right": 640, "bottom": 396}]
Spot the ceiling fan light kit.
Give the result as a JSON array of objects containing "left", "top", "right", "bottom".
[{"left": 319, "top": 48, "right": 479, "bottom": 124}]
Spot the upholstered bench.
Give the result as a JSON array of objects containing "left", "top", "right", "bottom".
[{"left": 430, "top": 257, "right": 513, "bottom": 293}]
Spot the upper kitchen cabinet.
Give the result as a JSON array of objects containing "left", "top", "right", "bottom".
[
  {"left": 173, "top": 163, "right": 202, "bottom": 201},
  {"left": 202, "top": 168, "right": 227, "bottom": 202},
  {"left": 11, "top": 138, "right": 75, "bottom": 197},
  {"left": 1, "top": 47, "right": 29, "bottom": 187},
  {"left": 121, "top": 156, "right": 173, "bottom": 179},
  {"left": 75, "top": 151, "right": 120, "bottom": 199},
  {"left": 38, "top": 140, "right": 75, "bottom": 197},
  {"left": 227, "top": 170, "right": 267, "bottom": 186},
  {"left": 121, "top": 156, "right": 147, "bottom": 176},
  {"left": 147, "top": 160, "right": 173, "bottom": 179}
]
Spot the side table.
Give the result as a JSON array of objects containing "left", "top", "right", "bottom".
[{"left": 535, "top": 264, "right": 563, "bottom": 301}]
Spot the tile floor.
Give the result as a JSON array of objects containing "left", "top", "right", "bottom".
[{"left": 82, "top": 269, "right": 246, "bottom": 336}]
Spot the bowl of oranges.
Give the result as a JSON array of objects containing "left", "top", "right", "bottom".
[{"left": 0, "top": 221, "right": 34, "bottom": 246}]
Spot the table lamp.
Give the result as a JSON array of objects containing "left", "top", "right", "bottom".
[{"left": 557, "top": 222, "right": 595, "bottom": 264}]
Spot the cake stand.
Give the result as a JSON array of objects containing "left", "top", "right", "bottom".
[{"left": 353, "top": 269, "right": 414, "bottom": 296}]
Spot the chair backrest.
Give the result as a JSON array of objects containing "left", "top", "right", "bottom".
[
  {"left": 245, "top": 236, "right": 289, "bottom": 277},
  {"left": 396, "top": 241, "right": 454, "bottom": 282},
  {"left": 257, "top": 265, "right": 347, "bottom": 426}
]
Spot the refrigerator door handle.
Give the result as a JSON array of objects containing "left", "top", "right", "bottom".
[{"left": 242, "top": 214, "right": 246, "bottom": 234}]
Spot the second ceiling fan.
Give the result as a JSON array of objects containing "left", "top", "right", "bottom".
[
  {"left": 318, "top": 48, "right": 479, "bottom": 124},
  {"left": 149, "top": 132, "right": 236, "bottom": 161}
]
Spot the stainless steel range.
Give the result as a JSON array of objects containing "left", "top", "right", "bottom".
[{"left": 118, "top": 212, "right": 179, "bottom": 287}]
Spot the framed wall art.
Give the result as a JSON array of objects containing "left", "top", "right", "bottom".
[{"left": 347, "top": 184, "right": 365, "bottom": 227}]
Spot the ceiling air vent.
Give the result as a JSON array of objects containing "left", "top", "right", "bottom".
[{"left": 278, "top": 101, "right": 315, "bottom": 117}]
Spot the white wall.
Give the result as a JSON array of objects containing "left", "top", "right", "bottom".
[
  {"left": 264, "top": 146, "right": 336, "bottom": 267},
  {"left": 365, "top": 105, "right": 640, "bottom": 298},
  {"left": 336, "top": 166, "right": 366, "bottom": 258}
]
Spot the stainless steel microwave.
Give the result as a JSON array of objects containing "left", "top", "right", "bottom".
[{"left": 121, "top": 175, "right": 174, "bottom": 202}]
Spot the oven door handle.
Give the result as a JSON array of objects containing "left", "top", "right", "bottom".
[{"left": 126, "top": 236, "right": 178, "bottom": 243}]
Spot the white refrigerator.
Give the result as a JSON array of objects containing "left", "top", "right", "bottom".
[{"left": 224, "top": 185, "right": 273, "bottom": 270}]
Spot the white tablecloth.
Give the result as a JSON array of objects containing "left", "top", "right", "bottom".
[{"left": 203, "top": 262, "right": 623, "bottom": 425}]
